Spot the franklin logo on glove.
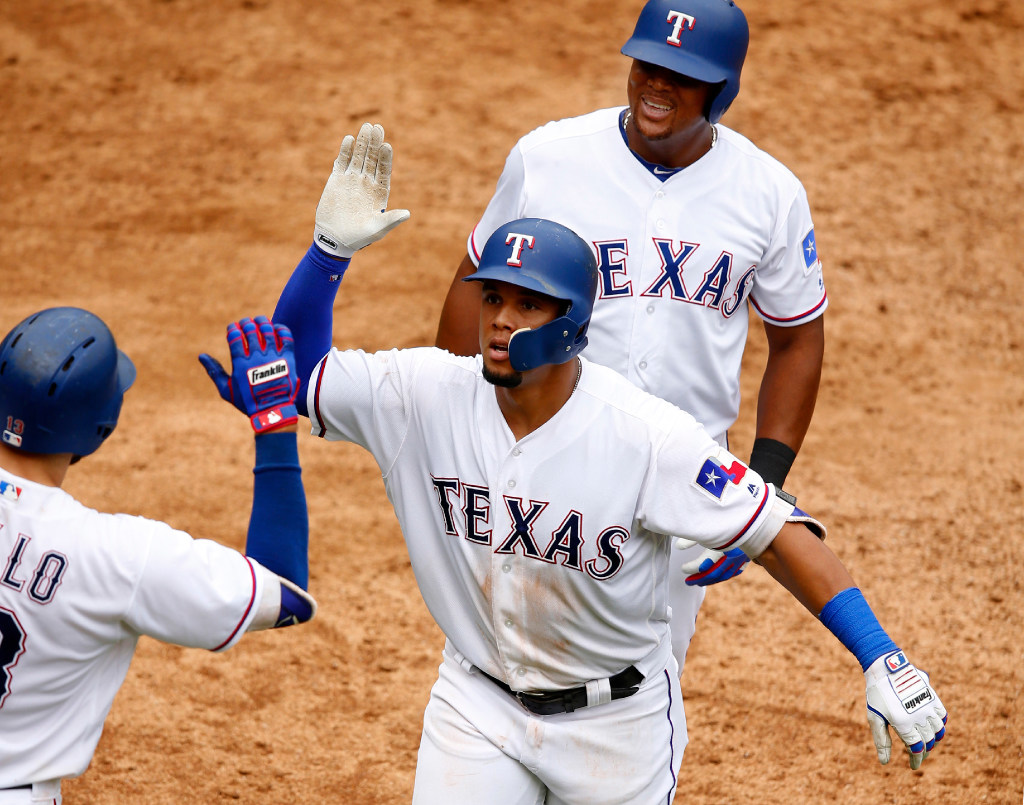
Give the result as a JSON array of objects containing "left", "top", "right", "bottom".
[{"left": 248, "top": 360, "right": 289, "bottom": 385}]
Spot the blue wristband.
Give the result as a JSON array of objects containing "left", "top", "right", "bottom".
[{"left": 818, "top": 587, "right": 899, "bottom": 671}]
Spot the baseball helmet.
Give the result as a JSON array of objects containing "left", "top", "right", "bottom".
[
  {"left": 0, "top": 307, "right": 136, "bottom": 457},
  {"left": 621, "top": 0, "right": 749, "bottom": 123},
  {"left": 464, "top": 218, "right": 599, "bottom": 372}
]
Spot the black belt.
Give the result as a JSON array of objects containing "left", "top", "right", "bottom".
[
  {"left": 482, "top": 666, "right": 644, "bottom": 715},
  {"left": 0, "top": 786, "right": 32, "bottom": 790}
]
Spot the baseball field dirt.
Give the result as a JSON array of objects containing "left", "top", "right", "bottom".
[{"left": 2, "top": 0, "right": 1021, "bottom": 802}]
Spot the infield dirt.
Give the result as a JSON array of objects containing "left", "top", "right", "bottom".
[{"left": 2, "top": 1, "right": 1022, "bottom": 803}]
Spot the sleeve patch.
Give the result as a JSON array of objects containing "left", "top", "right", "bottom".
[
  {"left": 802, "top": 228, "right": 819, "bottom": 270},
  {"left": 694, "top": 456, "right": 748, "bottom": 500}
]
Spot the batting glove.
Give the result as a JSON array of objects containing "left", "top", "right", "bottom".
[
  {"left": 198, "top": 316, "right": 300, "bottom": 433},
  {"left": 864, "top": 650, "right": 948, "bottom": 770},
  {"left": 313, "top": 122, "right": 411, "bottom": 258},
  {"left": 677, "top": 539, "right": 750, "bottom": 586}
]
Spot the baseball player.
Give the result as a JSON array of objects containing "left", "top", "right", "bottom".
[
  {"left": 0, "top": 308, "right": 315, "bottom": 803},
  {"left": 270, "top": 123, "right": 946, "bottom": 803},
  {"left": 434, "top": 0, "right": 826, "bottom": 678}
]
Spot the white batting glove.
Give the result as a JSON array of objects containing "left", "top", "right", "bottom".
[
  {"left": 313, "top": 122, "right": 410, "bottom": 258},
  {"left": 864, "top": 650, "right": 947, "bottom": 770}
]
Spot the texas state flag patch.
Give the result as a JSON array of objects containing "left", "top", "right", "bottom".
[{"left": 695, "top": 457, "right": 747, "bottom": 499}]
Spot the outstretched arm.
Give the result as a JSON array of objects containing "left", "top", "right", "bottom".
[
  {"left": 273, "top": 122, "right": 411, "bottom": 414},
  {"left": 756, "top": 522, "right": 948, "bottom": 771},
  {"left": 199, "top": 315, "right": 314, "bottom": 629},
  {"left": 683, "top": 317, "right": 825, "bottom": 587}
]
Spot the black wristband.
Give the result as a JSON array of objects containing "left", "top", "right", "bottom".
[{"left": 748, "top": 437, "right": 797, "bottom": 488}]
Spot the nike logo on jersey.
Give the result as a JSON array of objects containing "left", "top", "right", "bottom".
[{"left": 651, "top": 166, "right": 678, "bottom": 176}]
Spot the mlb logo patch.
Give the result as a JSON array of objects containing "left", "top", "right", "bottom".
[
  {"left": 0, "top": 481, "right": 21, "bottom": 501},
  {"left": 2, "top": 430, "right": 22, "bottom": 448},
  {"left": 884, "top": 651, "right": 908, "bottom": 672},
  {"left": 694, "top": 457, "right": 748, "bottom": 499}
]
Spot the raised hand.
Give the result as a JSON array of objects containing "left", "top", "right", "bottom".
[
  {"left": 313, "top": 122, "right": 411, "bottom": 258},
  {"left": 199, "top": 315, "right": 300, "bottom": 433}
]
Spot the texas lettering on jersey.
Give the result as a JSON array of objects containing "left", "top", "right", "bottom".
[
  {"left": 430, "top": 477, "right": 630, "bottom": 580},
  {"left": 593, "top": 238, "right": 757, "bottom": 318}
]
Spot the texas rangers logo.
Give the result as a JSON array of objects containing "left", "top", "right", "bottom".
[
  {"left": 665, "top": 10, "right": 696, "bottom": 45},
  {"left": 504, "top": 233, "right": 535, "bottom": 266},
  {"left": 694, "top": 456, "right": 747, "bottom": 500}
]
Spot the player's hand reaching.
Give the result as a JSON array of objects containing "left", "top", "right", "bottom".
[
  {"left": 313, "top": 122, "right": 411, "bottom": 259},
  {"left": 677, "top": 539, "right": 750, "bottom": 586},
  {"left": 199, "top": 315, "right": 300, "bottom": 433},
  {"left": 864, "top": 650, "right": 947, "bottom": 770}
]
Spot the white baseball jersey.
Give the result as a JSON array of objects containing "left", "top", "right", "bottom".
[
  {"left": 468, "top": 107, "right": 828, "bottom": 444},
  {"left": 0, "top": 471, "right": 265, "bottom": 788},
  {"left": 308, "top": 348, "right": 789, "bottom": 691}
]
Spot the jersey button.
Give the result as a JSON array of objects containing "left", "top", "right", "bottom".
[
  {"left": 512, "top": 447, "right": 521, "bottom": 457},
  {"left": 502, "top": 563, "right": 512, "bottom": 573},
  {"left": 507, "top": 480, "right": 516, "bottom": 489},
  {"left": 504, "top": 618, "right": 514, "bottom": 628},
  {"left": 646, "top": 304, "right": 655, "bottom": 315},
  {"left": 639, "top": 360, "right": 648, "bottom": 370},
  {"left": 517, "top": 667, "right": 527, "bottom": 677}
]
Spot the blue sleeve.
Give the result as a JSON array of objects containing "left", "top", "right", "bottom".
[
  {"left": 272, "top": 244, "right": 350, "bottom": 417},
  {"left": 245, "top": 431, "right": 309, "bottom": 589}
]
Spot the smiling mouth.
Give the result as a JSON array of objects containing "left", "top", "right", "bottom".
[{"left": 638, "top": 96, "right": 671, "bottom": 116}]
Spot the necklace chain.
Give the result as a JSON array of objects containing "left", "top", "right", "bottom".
[{"left": 572, "top": 358, "right": 582, "bottom": 394}]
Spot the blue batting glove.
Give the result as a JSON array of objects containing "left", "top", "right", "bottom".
[
  {"left": 199, "top": 315, "right": 300, "bottom": 433},
  {"left": 681, "top": 546, "right": 750, "bottom": 586}
]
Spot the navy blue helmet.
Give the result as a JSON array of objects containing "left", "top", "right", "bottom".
[
  {"left": 464, "top": 219, "right": 599, "bottom": 372},
  {"left": 622, "top": 0, "right": 749, "bottom": 123},
  {"left": 0, "top": 307, "right": 136, "bottom": 457}
]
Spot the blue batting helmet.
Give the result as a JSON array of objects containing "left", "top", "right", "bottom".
[
  {"left": 0, "top": 307, "right": 136, "bottom": 457},
  {"left": 621, "top": 0, "right": 749, "bottom": 123},
  {"left": 464, "top": 219, "right": 599, "bottom": 372}
]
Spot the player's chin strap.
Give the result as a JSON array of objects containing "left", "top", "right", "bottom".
[{"left": 247, "top": 565, "right": 318, "bottom": 631}]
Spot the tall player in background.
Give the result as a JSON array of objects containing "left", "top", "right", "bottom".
[
  {"left": 434, "top": 0, "right": 826, "bottom": 676},
  {"left": 0, "top": 308, "right": 315, "bottom": 803},
  {"left": 271, "top": 122, "right": 944, "bottom": 803}
]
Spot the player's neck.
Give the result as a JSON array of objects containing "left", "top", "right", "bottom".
[
  {"left": 495, "top": 358, "right": 581, "bottom": 441},
  {"left": 0, "top": 444, "right": 72, "bottom": 487},
  {"left": 625, "top": 114, "right": 716, "bottom": 170}
]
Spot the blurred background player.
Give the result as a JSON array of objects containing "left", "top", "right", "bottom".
[
  {"left": 434, "top": 0, "right": 827, "bottom": 678},
  {"left": 0, "top": 308, "right": 314, "bottom": 803},
  {"left": 270, "top": 122, "right": 944, "bottom": 803}
]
